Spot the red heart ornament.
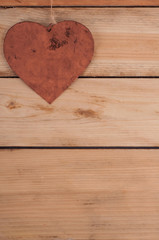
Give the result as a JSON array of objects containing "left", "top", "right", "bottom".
[{"left": 3, "top": 21, "right": 94, "bottom": 103}]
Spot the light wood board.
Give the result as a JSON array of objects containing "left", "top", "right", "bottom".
[
  {"left": 1, "top": 0, "right": 159, "bottom": 6},
  {"left": 0, "top": 2, "right": 159, "bottom": 240},
  {"left": 1, "top": 77, "right": 159, "bottom": 146},
  {"left": 1, "top": 8, "right": 159, "bottom": 77},
  {"left": 0, "top": 149, "right": 159, "bottom": 240}
]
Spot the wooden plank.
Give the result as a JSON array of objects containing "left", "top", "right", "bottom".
[
  {"left": 0, "top": 149, "right": 159, "bottom": 240},
  {"left": 1, "top": 0, "right": 159, "bottom": 6},
  {"left": 1, "top": 77, "right": 159, "bottom": 147},
  {"left": 1, "top": 9, "right": 159, "bottom": 77}
]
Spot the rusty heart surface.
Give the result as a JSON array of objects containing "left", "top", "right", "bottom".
[{"left": 3, "top": 21, "right": 94, "bottom": 103}]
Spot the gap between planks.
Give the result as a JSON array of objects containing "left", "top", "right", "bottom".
[
  {"left": 2, "top": 76, "right": 159, "bottom": 79},
  {"left": 1, "top": 147, "right": 159, "bottom": 149}
]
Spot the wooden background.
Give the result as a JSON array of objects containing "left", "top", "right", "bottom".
[{"left": 1, "top": 1, "right": 159, "bottom": 240}]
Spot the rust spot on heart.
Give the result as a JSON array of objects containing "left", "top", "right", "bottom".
[
  {"left": 7, "top": 101, "right": 21, "bottom": 110},
  {"left": 49, "top": 37, "right": 68, "bottom": 50},
  {"left": 85, "top": 29, "right": 89, "bottom": 33},
  {"left": 74, "top": 38, "right": 77, "bottom": 44},
  {"left": 47, "top": 27, "right": 52, "bottom": 33},
  {"left": 74, "top": 108, "right": 100, "bottom": 119},
  {"left": 65, "top": 27, "right": 71, "bottom": 38}
]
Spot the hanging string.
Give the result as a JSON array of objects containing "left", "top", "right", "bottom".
[{"left": 50, "top": 0, "right": 57, "bottom": 24}]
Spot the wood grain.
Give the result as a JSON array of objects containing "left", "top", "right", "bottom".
[
  {"left": 0, "top": 149, "right": 159, "bottom": 240},
  {"left": 1, "top": 0, "right": 159, "bottom": 6},
  {"left": 1, "top": 8, "right": 159, "bottom": 77},
  {"left": 1, "top": 77, "right": 159, "bottom": 147}
]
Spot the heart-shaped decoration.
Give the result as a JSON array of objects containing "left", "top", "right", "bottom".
[{"left": 4, "top": 21, "right": 94, "bottom": 103}]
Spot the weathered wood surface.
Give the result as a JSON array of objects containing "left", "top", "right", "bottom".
[
  {"left": 1, "top": 0, "right": 159, "bottom": 6},
  {"left": 0, "top": 149, "right": 159, "bottom": 240},
  {"left": 1, "top": 77, "right": 159, "bottom": 146},
  {"left": 1, "top": 8, "right": 159, "bottom": 77}
]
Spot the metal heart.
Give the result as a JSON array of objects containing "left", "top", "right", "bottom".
[{"left": 4, "top": 21, "right": 94, "bottom": 103}]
